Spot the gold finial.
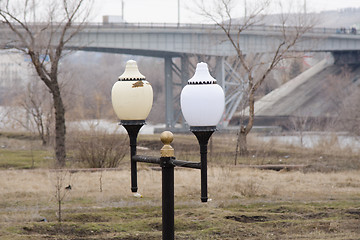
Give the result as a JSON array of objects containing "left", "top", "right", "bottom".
[{"left": 160, "top": 131, "right": 174, "bottom": 157}]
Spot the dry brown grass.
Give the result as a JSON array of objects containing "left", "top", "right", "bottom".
[
  {"left": 1, "top": 167, "right": 360, "bottom": 213},
  {"left": 1, "top": 167, "right": 360, "bottom": 239}
]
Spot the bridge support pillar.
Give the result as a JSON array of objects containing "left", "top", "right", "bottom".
[
  {"left": 165, "top": 57, "right": 174, "bottom": 129},
  {"left": 180, "top": 55, "right": 190, "bottom": 129},
  {"left": 215, "top": 56, "right": 225, "bottom": 90},
  {"left": 215, "top": 57, "right": 246, "bottom": 128},
  {"left": 215, "top": 56, "right": 226, "bottom": 128},
  {"left": 164, "top": 55, "right": 191, "bottom": 130}
]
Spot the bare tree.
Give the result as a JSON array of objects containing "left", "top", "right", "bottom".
[
  {"left": 52, "top": 170, "right": 73, "bottom": 222},
  {"left": 0, "top": 0, "right": 93, "bottom": 167},
  {"left": 7, "top": 81, "right": 53, "bottom": 146},
  {"left": 21, "top": 80, "right": 53, "bottom": 146},
  {"left": 324, "top": 65, "right": 360, "bottom": 135},
  {"left": 289, "top": 111, "right": 310, "bottom": 147},
  {"left": 340, "top": 88, "right": 360, "bottom": 136},
  {"left": 195, "top": 0, "right": 316, "bottom": 155}
]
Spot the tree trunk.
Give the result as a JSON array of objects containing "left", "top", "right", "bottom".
[
  {"left": 58, "top": 199, "right": 62, "bottom": 222},
  {"left": 39, "top": 122, "right": 48, "bottom": 146},
  {"left": 239, "top": 127, "right": 248, "bottom": 156},
  {"left": 52, "top": 85, "right": 66, "bottom": 168},
  {"left": 41, "top": 136, "right": 47, "bottom": 146},
  {"left": 234, "top": 125, "right": 248, "bottom": 165}
]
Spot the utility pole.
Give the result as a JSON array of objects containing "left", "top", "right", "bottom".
[
  {"left": 244, "top": 0, "right": 247, "bottom": 17},
  {"left": 178, "top": 0, "right": 180, "bottom": 26},
  {"left": 32, "top": 0, "right": 36, "bottom": 22},
  {"left": 122, "top": 0, "right": 125, "bottom": 21}
]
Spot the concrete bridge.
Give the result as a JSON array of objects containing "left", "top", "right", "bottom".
[
  {"left": 70, "top": 23, "right": 360, "bottom": 56},
  {"left": 2, "top": 22, "right": 360, "bottom": 129}
]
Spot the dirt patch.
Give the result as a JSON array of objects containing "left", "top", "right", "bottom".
[
  {"left": 305, "top": 212, "right": 329, "bottom": 219},
  {"left": 269, "top": 206, "right": 292, "bottom": 213},
  {"left": 96, "top": 236, "right": 158, "bottom": 240},
  {"left": 148, "top": 222, "right": 162, "bottom": 231},
  {"left": 22, "top": 223, "right": 109, "bottom": 237},
  {"left": 345, "top": 209, "right": 360, "bottom": 219},
  {"left": 225, "top": 215, "right": 268, "bottom": 223},
  {"left": 65, "top": 213, "right": 110, "bottom": 223}
]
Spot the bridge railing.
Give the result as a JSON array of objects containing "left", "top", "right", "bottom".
[
  {"left": 87, "top": 22, "right": 358, "bottom": 36},
  {"left": 88, "top": 22, "right": 218, "bottom": 30},
  {"left": 1, "top": 21, "right": 358, "bottom": 36}
]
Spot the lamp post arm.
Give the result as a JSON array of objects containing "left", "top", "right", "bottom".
[
  {"left": 172, "top": 159, "right": 201, "bottom": 169},
  {"left": 133, "top": 155, "right": 201, "bottom": 169},
  {"left": 133, "top": 155, "right": 161, "bottom": 164}
]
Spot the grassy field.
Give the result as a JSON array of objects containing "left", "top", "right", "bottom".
[{"left": 0, "top": 131, "right": 359, "bottom": 239}]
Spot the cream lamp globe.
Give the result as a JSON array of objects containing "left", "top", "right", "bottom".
[
  {"left": 180, "top": 62, "right": 225, "bottom": 127},
  {"left": 111, "top": 60, "right": 153, "bottom": 120}
]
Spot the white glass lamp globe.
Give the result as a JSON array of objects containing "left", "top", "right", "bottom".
[
  {"left": 111, "top": 60, "right": 153, "bottom": 120},
  {"left": 180, "top": 62, "right": 225, "bottom": 127}
]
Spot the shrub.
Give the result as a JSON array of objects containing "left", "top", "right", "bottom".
[{"left": 72, "top": 132, "right": 127, "bottom": 168}]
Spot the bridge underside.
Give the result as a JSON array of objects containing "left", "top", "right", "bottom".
[{"left": 71, "top": 47, "right": 182, "bottom": 58}]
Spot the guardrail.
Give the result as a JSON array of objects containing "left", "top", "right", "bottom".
[
  {"left": 87, "top": 22, "right": 358, "bottom": 35},
  {"left": 1, "top": 21, "right": 358, "bottom": 36}
]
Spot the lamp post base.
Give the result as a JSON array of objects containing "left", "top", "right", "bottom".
[{"left": 190, "top": 126, "right": 216, "bottom": 203}]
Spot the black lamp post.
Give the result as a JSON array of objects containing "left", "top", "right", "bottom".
[
  {"left": 180, "top": 62, "right": 225, "bottom": 202},
  {"left": 111, "top": 60, "right": 225, "bottom": 239},
  {"left": 191, "top": 126, "right": 216, "bottom": 202},
  {"left": 121, "top": 120, "right": 145, "bottom": 193}
]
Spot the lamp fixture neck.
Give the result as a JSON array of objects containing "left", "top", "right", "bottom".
[{"left": 187, "top": 62, "right": 217, "bottom": 85}]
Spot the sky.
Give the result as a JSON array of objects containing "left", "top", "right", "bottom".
[{"left": 92, "top": 0, "right": 360, "bottom": 24}]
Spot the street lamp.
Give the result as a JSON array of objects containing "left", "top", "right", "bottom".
[
  {"left": 180, "top": 62, "right": 225, "bottom": 202},
  {"left": 111, "top": 60, "right": 224, "bottom": 239},
  {"left": 111, "top": 59, "right": 153, "bottom": 193}
]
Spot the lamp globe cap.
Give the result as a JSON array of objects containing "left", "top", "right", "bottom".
[
  {"left": 188, "top": 62, "right": 217, "bottom": 85},
  {"left": 119, "top": 60, "right": 146, "bottom": 80}
]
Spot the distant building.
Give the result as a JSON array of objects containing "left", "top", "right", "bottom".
[{"left": 102, "top": 15, "right": 125, "bottom": 24}]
